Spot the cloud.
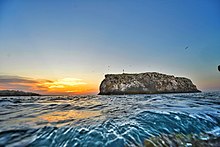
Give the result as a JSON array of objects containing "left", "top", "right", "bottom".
[
  {"left": 0, "top": 75, "right": 38, "bottom": 83},
  {"left": 0, "top": 75, "right": 45, "bottom": 93},
  {"left": 0, "top": 75, "right": 96, "bottom": 95}
]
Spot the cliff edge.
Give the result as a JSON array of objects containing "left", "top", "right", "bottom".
[{"left": 99, "top": 72, "right": 201, "bottom": 95}]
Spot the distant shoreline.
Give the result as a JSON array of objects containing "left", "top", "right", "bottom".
[{"left": 0, "top": 90, "right": 40, "bottom": 96}]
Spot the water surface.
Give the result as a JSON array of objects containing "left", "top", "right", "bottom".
[{"left": 0, "top": 92, "right": 220, "bottom": 146}]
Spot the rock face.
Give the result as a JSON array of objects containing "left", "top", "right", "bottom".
[{"left": 99, "top": 72, "right": 201, "bottom": 95}]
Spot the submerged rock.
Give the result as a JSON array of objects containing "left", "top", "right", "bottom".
[{"left": 99, "top": 72, "right": 201, "bottom": 95}]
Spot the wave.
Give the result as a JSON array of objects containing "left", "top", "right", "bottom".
[{"left": 0, "top": 92, "right": 220, "bottom": 146}]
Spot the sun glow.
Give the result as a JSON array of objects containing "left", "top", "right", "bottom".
[
  {"left": 41, "top": 78, "right": 87, "bottom": 89},
  {"left": 37, "top": 78, "right": 97, "bottom": 95}
]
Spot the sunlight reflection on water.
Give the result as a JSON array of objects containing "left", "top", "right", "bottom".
[{"left": 38, "top": 110, "right": 101, "bottom": 123}]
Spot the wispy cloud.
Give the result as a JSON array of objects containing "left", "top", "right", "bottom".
[
  {"left": 0, "top": 75, "right": 48, "bottom": 93},
  {"left": 0, "top": 75, "right": 38, "bottom": 83},
  {"left": 0, "top": 75, "right": 97, "bottom": 95}
]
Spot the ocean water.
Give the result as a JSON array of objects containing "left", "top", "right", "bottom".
[{"left": 0, "top": 92, "right": 220, "bottom": 147}]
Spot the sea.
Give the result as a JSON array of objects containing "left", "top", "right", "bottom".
[{"left": 0, "top": 92, "right": 220, "bottom": 147}]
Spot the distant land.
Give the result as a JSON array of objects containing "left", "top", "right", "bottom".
[{"left": 0, "top": 90, "right": 40, "bottom": 96}]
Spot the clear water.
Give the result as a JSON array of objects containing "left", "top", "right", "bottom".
[{"left": 0, "top": 92, "right": 220, "bottom": 147}]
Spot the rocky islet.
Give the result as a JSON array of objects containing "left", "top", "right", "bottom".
[{"left": 99, "top": 72, "right": 200, "bottom": 95}]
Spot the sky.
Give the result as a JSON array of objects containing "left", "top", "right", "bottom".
[{"left": 0, "top": 0, "right": 219, "bottom": 95}]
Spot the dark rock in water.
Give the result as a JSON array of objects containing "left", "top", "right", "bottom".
[
  {"left": 144, "top": 133, "right": 220, "bottom": 147},
  {"left": 218, "top": 65, "right": 220, "bottom": 72},
  {"left": 99, "top": 72, "right": 201, "bottom": 95}
]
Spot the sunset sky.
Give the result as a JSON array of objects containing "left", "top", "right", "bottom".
[{"left": 0, "top": 0, "right": 220, "bottom": 95}]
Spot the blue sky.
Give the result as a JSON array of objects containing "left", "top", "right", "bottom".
[{"left": 0, "top": 0, "right": 220, "bottom": 93}]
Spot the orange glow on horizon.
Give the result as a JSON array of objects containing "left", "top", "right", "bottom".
[
  {"left": 35, "top": 78, "right": 98, "bottom": 95},
  {"left": 0, "top": 76, "right": 99, "bottom": 95}
]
